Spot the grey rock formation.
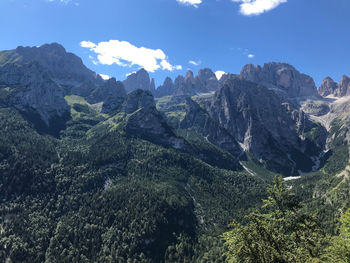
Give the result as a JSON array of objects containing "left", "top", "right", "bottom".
[
  {"left": 155, "top": 68, "right": 220, "bottom": 98},
  {"left": 121, "top": 90, "right": 238, "bottom": 169},
  {"left": 123, "top": 69, "right": 154, "bottom": 93},
  {"left": 301, "top": 100, "right": 330, "bottom": 116},
  {"left": 71, "top": 81, "right": 97, "bottom": 98},
  {"left": 121, "top": 89, "right": 187, "bottom": 150},
  {"left": 180, "top": 98, "right": 241, "bottom": 156},
  {"left": 318, "top": 77, "right": 338, "bottom": 97},
  {"left": 0, "top": 43, "right": 132, "bottom": 133},
  {"left": 194, "top": 68, "right": 219, "bottom": 93},
  {"left": 0, "top": 43, "right": 102, "bottom": 87},
  {"left": 88, "top": 78, "right": 127, "bottom": 113},
  {"left": 150, "top": 78, "right": 156, "bottom": 94},
  {"left": 155, "top": 77, "right": 175, "bottom": 97},
  {"left": 337, "top": 75, "right": 350, "bottom": 97},
  {"left": 126, "top": 106, "right": 187, "bottom": 150},
  {"left": 318, "top": 75, "right": 350, "bottom": 98},
  {"left": 0, "top": 62, "right": 69, "bottom": 127},
  {"left": 240, "top": 62, "right": 319, "bottom": 98},
  {"left": 175, "top": 71, "right": 196, "bottom": 96},
  {"left": 173, "top": 75, "right": 186, "bottom": 96},
  {"left": 121, "top": 89, "right": 155, "bottom": 114},
  {"left": 206, "top": 76, "right": 324, "bottom": 175}
]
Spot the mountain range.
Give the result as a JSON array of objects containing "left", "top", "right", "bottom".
[{"left": 0, "top": 43, "right": 349, "bottom": 262}]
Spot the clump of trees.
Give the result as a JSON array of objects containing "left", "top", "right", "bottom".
[{"left": 223, "top": 177, "right": 350, "bottom": 263}]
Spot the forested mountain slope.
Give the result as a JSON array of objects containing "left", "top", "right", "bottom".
[{"left": 0, "top": 43, "right": 349, "bottom": 262}]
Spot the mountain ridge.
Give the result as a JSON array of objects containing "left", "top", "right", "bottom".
[{"left": 0, "top": 42, "right": 349, "bottom": 262}]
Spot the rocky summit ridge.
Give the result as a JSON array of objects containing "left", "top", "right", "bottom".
[
  {"left": 0, "top": 43, "right": 349, "bottom": 176},
  {"left": 240, "top": 62, "right": 320, "bottom": 99},
  {"left": 319, "top": 75, "right": 350, "bottom": 97}
]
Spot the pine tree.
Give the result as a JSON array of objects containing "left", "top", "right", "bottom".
[
  {"left": 223, "top": 177, "right": 327, "bottom": 263},
  {"left": 323, "top": 209, "right": 350, "bottom": 263}
]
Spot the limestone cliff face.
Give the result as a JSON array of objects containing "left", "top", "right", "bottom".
[
  {"left": 206, "top": 76, "right": 324, "bottom": 175},
  {"left": 88, "top": 78, "right": 127, "bottom": 113},
  {"left": 155, "top": 77, "right": 175, "bottom": 97},
  {"left": 318, "top": 77, "right": 338, "bottom": 97},
  {"left": 318, "top": 75, "right": 350, "bottom": 98},
  {"left": 123, "top": 69, "right": 155, "bottom": 94},
  {"left": 0, "top": 43, "right": 331, "bottom": 173},
  {"left": 0, "top": 43, "right": 106, "bottom": 127},
  {"left": 174, "top": 71, "right": 196, "bottom": 96},
  {"left": 337, "top": 75, "right": 350, "bottom": 97},
  {"left": 240, "top": 62, "right": 319, "bottom": 98},
  {"left": 194, "top": 68, "right": 219, "bottom": 94},
  {"left": 180, "top": 98, "right": 241, "bottom": 156},
  {"left": 0, "top": 43, "right": 129, "bottom": 130},
  {"left": 121, "top": 89, "right": 187, "bottom": 150},
  {"left": 121, "top": 89, "right": 155, "bottom": 114},
  {"left": 150, "top": 78, "right": 156, "bottom": 94},
  {"left": 0, "top": 43, "right": 102, "bottom": 86},
  {"left": 0, "top": 62, "right": 69, "bottom": 126},
  {"left": 155, "top": 69, "right": 219, "bottom": 97}
]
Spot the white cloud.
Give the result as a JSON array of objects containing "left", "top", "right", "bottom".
[
  {"left": 80, "top": 40, "right": 182, "bottom": 73},
  {"left": 177, "top": 0, "right": 202, "bottom": 8},
  {"left": 237, "top": 47, "right": 255, "bottom": 58},
  {"left": 82, "top": 41, "right": 97, "bottom": 49},
  {"left": 88, "top": 55, "right": 99, "bottom": 65},
  {"left": 99, "top": 74, "right": 111, "bottom": 80},
  {"left": 215, "top": 71, "right": 226, "bottom": 80},
  {"left": 232, "top": 0, "right": 287, "bottom": 16},
  {"left": 126, "top": 71, "right": 137, "bottom": 77},
  {"left": 189, "top": 60, "right": 201, "bottom": 66}
]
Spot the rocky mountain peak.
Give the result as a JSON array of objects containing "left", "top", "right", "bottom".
[
  {"left": 195, "top": 68, "right": 219, "bottom": 93},
  {"left": 185, "top": 70, "right": 195, "bottom": 82},
  {"left": 197, "top": 68, "right": 216, "bottom": 81},
  {"left": 163, "top": 77, "right": 174, "bottom": 87},
  {"left": 150, "top": 78, "right": 156, "bottom": 93},
  {"left": 155, "top": 68, "right": 220, "bottom": 97},
  {"left": 207, "top": 76, "right": 324, "bottom": 175},
  {"left": 318, "top": 74, "right": 350, "bottom": 98},
  {"left": 240, "top": 62, "right": 319, "bottom": 98},
  {"left": 122, "top": 68, "right": 154, "bottom": 93},
  {"left": 88, "top": 77, "right": 126, "bottom": 100},
  {"left": 0, "top": 61, "right": 70, "bottom": 134},
  {"left": 3, "top": 43, "right": 101, "bottom": 86},
  {"left": 25, "top": 42, "right": 66, "bottom": 55},
  {"left": 338, "top": 75, "right": 350, "bottom": 97},
  {"left": 318, "top": 77, "right": 338, "bottom": 97},
  {"left": 154, "top": 77, "right": 174, "bottom": 97}
]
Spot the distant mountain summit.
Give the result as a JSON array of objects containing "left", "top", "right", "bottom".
[
  {"left": 0, "top": 43, "right": 125, "bottom": 135},
  {"left": 318, "top": 77, "right": 339, "bottom": 97},
  {"left": 206, "top": 76, "right": 325, "bottom": 174},
  {"left": 240, "top": 62, "right": 319, "bottom": 99},
  {"left": 0, "top": 43, "right": 102, "bottom": 86},
  {"left": 123, "top": 69, "right": 156, "bottom": 94},
  {"left": 0, "top": 43, "right": 338, "bottom": 174},
  {"left": 122, "top": 68, "right": 220, "bottom": 97},
  {"left": 154, "top": 68, "right": 219, "bottom": 97},
  {"left": 0, "top": 60, "right": 70, "bottom": 132},
  {"left": 132, "top": 62, "right": 320, "bottom": 100},
  {"left": 156, "top": 77, "right": 175, "bottom": 97},
  {"left": 319, "top": 75, "right": 350, "bottom": 97}
]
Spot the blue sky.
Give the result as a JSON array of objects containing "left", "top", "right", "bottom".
[{"left": 0, "top": 0, "right": 349, "bottom": 87}]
